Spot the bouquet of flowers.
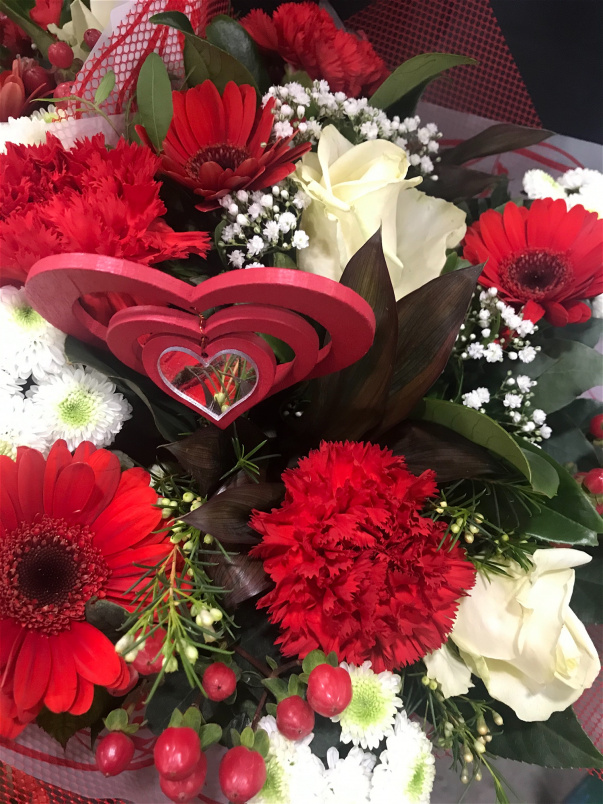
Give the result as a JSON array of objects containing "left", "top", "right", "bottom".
[{"left": 0, "top": 2, "right": 602, "bottom": 803}]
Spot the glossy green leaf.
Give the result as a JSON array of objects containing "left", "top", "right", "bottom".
[
  {"left": 85, "top": 599, "right": 127, "bottom": 644},
  {"left": 520, "top": 448, "right": 559, "bottom": 498},
  {"left": 0, "top": 0, "right": 54, "bottom": 57},
  {"left": 183, "top": 34, "right": 258, "bottom": 92},
  {"left": 523, "top": 506, "right": 598, "bottom": 546},
  {"left": 302, "top": 650, "right": 328, "bottom": 674},
  {"left": 206, "top": 15, "right": 270, "bottom": 91},
  {"left": 414, "top": 399, "right": 532, "bottom": 480},
  {"left": 376, "top": 264, "right": 482, "bottom": 435},
  {"left": 240, "top": 726, "right": 255, "bottom": 748},
  {"left": 136, "top": 52, "right": 173, "bottom": 151},
  {"left": 439, "top": 123, "right": 553, "bottom": 166},
  {"left": 253, "top": 728, "right": 270, "bottom": 758},
  {"left": 521, "top": 441, "right": 603, "bottom": 533},
  {"left": 572, "top": 544, "right": 603, "bottom": 624},
  {"left": 146, "top": 672, "right": 198, "bottom": 734},
  {"left": 37, "top": 688, "right": 116, "bottom": 748},
  {"left": 540, "top": 317, "right": 603, "bottom": 349},
  {"left": 370, "top": 52, "right": 477, "bottom": 110},
  {"left": 528, "top": 340, "right": 602, "bottom": 414},
  {"left": 294, "top": 231, "right": 396, "bottom": 442},
  {"left": 150, "top": 10, "right": 195, "bottom": 34},
  {"left": 94, "top": 70, "right": 116, "bottom": 106},
  {"left": 490, "top": 705, "right": 603, "bottom": 769},
  {"left": 262, "top": 677, "right": 289, "bottom": 703},
  {"left": 199, "top": 722, "right": 223, "bottom": 750},
  {"left": 182, "top": 706, "right": 202, "bottom": 734}
]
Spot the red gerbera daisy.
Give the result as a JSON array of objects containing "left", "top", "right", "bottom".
[
  {"left": 463, "top": 198, "right": 603, "bottom": 327},
  {"left": 137, "top": 80, "right": 311, "bottom": 211},
  {"left": 0, "top": 440, "right": 171, "bottom": 739},
  {"left": 241, "top": 3, "right": 389, "bottom": 98},
  {"left": 250, "top": 441, "right": 476, "bottom": 672}
]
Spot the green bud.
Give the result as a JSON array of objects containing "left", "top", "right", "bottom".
[
  {"left": 474, "top": 740, "right": 486, "bottom": 754},
  {"left": 450, "top": 524, "right": 460, "bottom": 534},
  {"left": 184, "top": 645, "right": 198, "bottom": 663},
  {"left": 501, "top": 533, "right": 510, "bottom": 542},
  {"left": 209, "top": 607, "right": 223, "bottom": 622},
  {"left": 168, "top": 500, "right": 179, "bottom": 508},
  {"left": 203, "top": 534, "right": 213, "bottom": 544},
  {"left": 182, "top": 492, "right": 195, "bottom": 503},
  {"left": 161, "top": 508, "right": 173, "bottom": 518},
  {"left": 493, "top": 712, "right": 503, "bottom": 726},
  {"left": 421, "top": 675, "right": 431, "bottom": 686},
  {"left": 464, "top": 532, "right": 474, "bottom": 544},
  {"left": 428, "top": 679, "right": 438, "bottom": 691},
  {"left": 158, "top": 497, "right": 171, "bottom": 506},
  {"left": 163, "top": 655, "right": 178, "bottom": 673}
]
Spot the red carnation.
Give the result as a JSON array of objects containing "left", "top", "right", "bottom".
[
  {"left": 0, "top": 135, "right": 210, "bottom": 285},
  {"left": 463, "top": 198, "right": 603, "bottom": 327},
  {"left": 241, "top": 3, "right": 389, "bottom": 98},
  {"left": 29, "top": 0, "right": 62, "bottom": 29},
  {"left": 250, "top": 441, "right": 476, "bottom": 672},
  {"left": 0, "top": 440, "right": 172, "bottom": 739},
  {"left": 138, "top": 80, "right": 310, "bottom": 211}
]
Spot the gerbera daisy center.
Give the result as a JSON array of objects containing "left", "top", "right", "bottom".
[
  {"left": 186, "top": 144, "right": 252, "bottom": 179},
  {"left": 498, "top": 248, "right": 572, "bottom": 301},
  {"left": 0, "top": 515, "right": 109, "bottom": 634}
]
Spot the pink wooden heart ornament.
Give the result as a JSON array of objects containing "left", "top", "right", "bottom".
[{"left": 142, "top": 333, "right": 276, "bottom": 427}]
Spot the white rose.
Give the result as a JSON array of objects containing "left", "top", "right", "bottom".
[
  {"left": 89, "top": 0, "right": 132, "bottom": 30},
  {"left": 423, "top": 643, "right": 473, "bottom": 698},
  {"left": 449, "top": 549, "right": 600, "bottom": 721},
  {"left": 295, "top": 125, "right": 467, "bottom": 300}
]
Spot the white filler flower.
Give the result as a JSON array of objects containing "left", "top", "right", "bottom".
[
  {"left": 0, "top": 394, "right": 49, "bottom": 459},
  {"left": 333, "top": 661, "right": 402, "bottom": 750},
  {"left": 249, "top": 716, "right": 328, "bottom": 804},
  {"left": 0, "top": 286, "right": 67, "bottom": 381},
  {"left": 27, "top": 365, "right": 132, "bottom": 451},
  {"left": 369, "top": 712, "right": 436, "bottom": 804}
]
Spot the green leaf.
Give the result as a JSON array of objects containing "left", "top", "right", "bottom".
[
  {"left": 240, "top": 726, "right": 255, "bottom": 748},
  {"left": 376, "top": 264, "right": 483, "bottom": 435},
  {"left": 523, "top": 506, "right": 598, "bottom": 546},
  {"left": 262, "top": 677, "right": 289, "bottom": 703},
  {"left": 205, "top": 15, "right": 270, "bottom": 91},
  {"left": 520, "top": 447, "right": 559, "bottom": 498},
  {"left": 490, "top": 705, "right": 603, "bottom": 769},
  {"left": 104, "top": 708, "right": 129, "bottom": 732},
  {"left": 168, "top": 709, "right": 184, "bottom": 728},
  {"left": 295, "top": 230, "right": 397, "bottom": 442},
  {"left": 94, "top": 70, "right": 116, "bottom": 106},
  {"left": 439, "top": 124, "right": 553, "bottom": 166},
  {"left": 183, "top": 34, "right": 258, "bottom": 92},
  {"left": 302, "top": 650, "right": 327, "bottom": 675},
  {"left": 182, "top": 706, "right": 202, "bottom": 733},
  {"left": 521, "top": 441, "right": 603, "bottom": 533},
  {"left": 230, "top": 728, "right": 241, "bottom": 747},
  {"left": 414, "top": 399, "right": 532, "bottom": 480},
  {"left": 253, "top": 728, "right": 270, "bottom": 758},
  {"left": 288, "top": 675, "right": 301, "bottom": 696},
  {"left": 572, "top": 543, "right": 603, "bottom": 624},
  {"left": 37, "top": 688, "right": 116, "bottom": 749},
  {"left": 150, "top": 10, "right": 195, "bottom": 34},
  {"left": 326, "top": 652, "right": 338, "bottom": 667},
  {"left": 528, "top": 340, "right": 602, "bottom": 414},
  {"left": 541, "top": 317, "right": 603, "bottom": 349},
  {"left": 265, "top": 656, "right": 278, "bottom": 671},
  {"left": 85, "top": 599, "right": 127, "bottom": 644},
  {"left": 266, "top": 702, "right": 277, "bottom": 716},
  {"left": 136, "top": 52, "right": 174, "bottom": 152},
  {"left": 0, "top": 0, "right": 54, "bottom": 57},
  {"left": 271, "top": 252, "right": 298, "bottom": 269},
  {"left": 145, "top": 673, "right": 198, "bottom": 735},
  {"left": 370, "top": 52, "right": 477, "bottom": 110},
  {"left": 199, "top": 722, "right": 223, "bottom": 750}
]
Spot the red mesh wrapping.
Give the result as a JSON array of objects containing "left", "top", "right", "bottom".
[
  {"left": 348, "top": 0, "right": 541, "bottom": 127},
  {"left": 0, "top": 761, "right": 128, "bottom": 804}
]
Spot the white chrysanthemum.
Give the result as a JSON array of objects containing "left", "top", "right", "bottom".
[
  {"left": 333, "top": 662, "right": 402, "bottom": 750},
  {"left": 522, "top": 169, "right": 566, "bottom": 201},
  {"left": 27, "top": 366, "right": 132, "bottom": 451},
  {"left": 0, "top": 368, "right": 26, "bottom": 396},
  {"left": 369, "top": 713, "right": 435, "bottom": 804},
  {"left": 324, "top": 746, "right": 376, "bottom": 804},
  {"left": 0, "top": 287, "right": 67, "bottom": 381},
  {"left": 0, "top": 394, "right": 49, "bottom": 459},
  {"left": 249, "top": 716, "right": 328, "bottom": 804}
]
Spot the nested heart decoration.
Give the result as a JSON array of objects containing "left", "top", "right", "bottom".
[{"left": 25, "top": 254, "right": 376, "bottom": 428}]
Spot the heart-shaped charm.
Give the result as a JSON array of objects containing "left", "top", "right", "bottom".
[
  {"left": 142, "top": 333, "right": 276, "bottom": 427},
  {"left": 158, "top": 348, "right": 258, "bottom": 421}
]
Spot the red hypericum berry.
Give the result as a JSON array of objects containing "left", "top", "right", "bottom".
[
  {"left": 95, "top": 732, "right": 135, "bottom": 777},
  {"left": 132, "top": 629, "right": 166, "bottom": 675},
  {"left": 590, "top": 414, "right": 603, "bottom": 439},
  {"left": 22, "top": 65, "right": 53, "bottom": 97},
  {"left": 276, "top": 695, "right": 315, "bottom": 740},
  {"left": 48, "top": 42, "right": 74, "bottom": 69},
  {"left": 83, "top": 28, "right": 102, "bottom": 49},
  {"left": 159, "top": 753, "right": 208, "bottom": 803},
  {"left": 306, "top": 664, "right": 352, "bottom": 718},
  {"left": 202, "top": 662, "right": 237, "bottom": 702},
  {"left": 154, "top": 727, "right": 201, "bottom": 782},
  {"left": 583, "top": 468, "right": 603, "bottom": 496},
  {"left": 219, "top": 746, "right": 266, "bottom": 804}
]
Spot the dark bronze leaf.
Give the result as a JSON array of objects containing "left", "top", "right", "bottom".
[
  {"left": 439, "top": 123, "right": 554, "bottom": 166},
  {"left": 424, "top": 164, "right": 501, "bottom": 202},
  {"left": 381, "top": 420, "right": 502, "bottom": 482},
  {"left": 374, "top": 264, "right": 482, "bottom": 436},
  {"left": 295, "top": 230, "right": 397, "bottom": 442},
  {"left": 204, "top": 552, "right": 271, "bottom": 609},
  {"left": 85, "top": 599, "right": 127, "bottom": 644},
  {"left": 182, "top": 483, "right": 284, "bottom": 544}
]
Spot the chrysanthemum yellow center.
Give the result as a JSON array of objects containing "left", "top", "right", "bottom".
[
  {"left": 12, "top": 304, "right": 44, "bottom": 331},
  {"left": 58, "top": 388, "right": 99, "bottom": 427}
]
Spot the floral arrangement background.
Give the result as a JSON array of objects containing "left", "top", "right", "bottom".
[{"left": 0, "top": 1, "right": 602, "bottom": 803}]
